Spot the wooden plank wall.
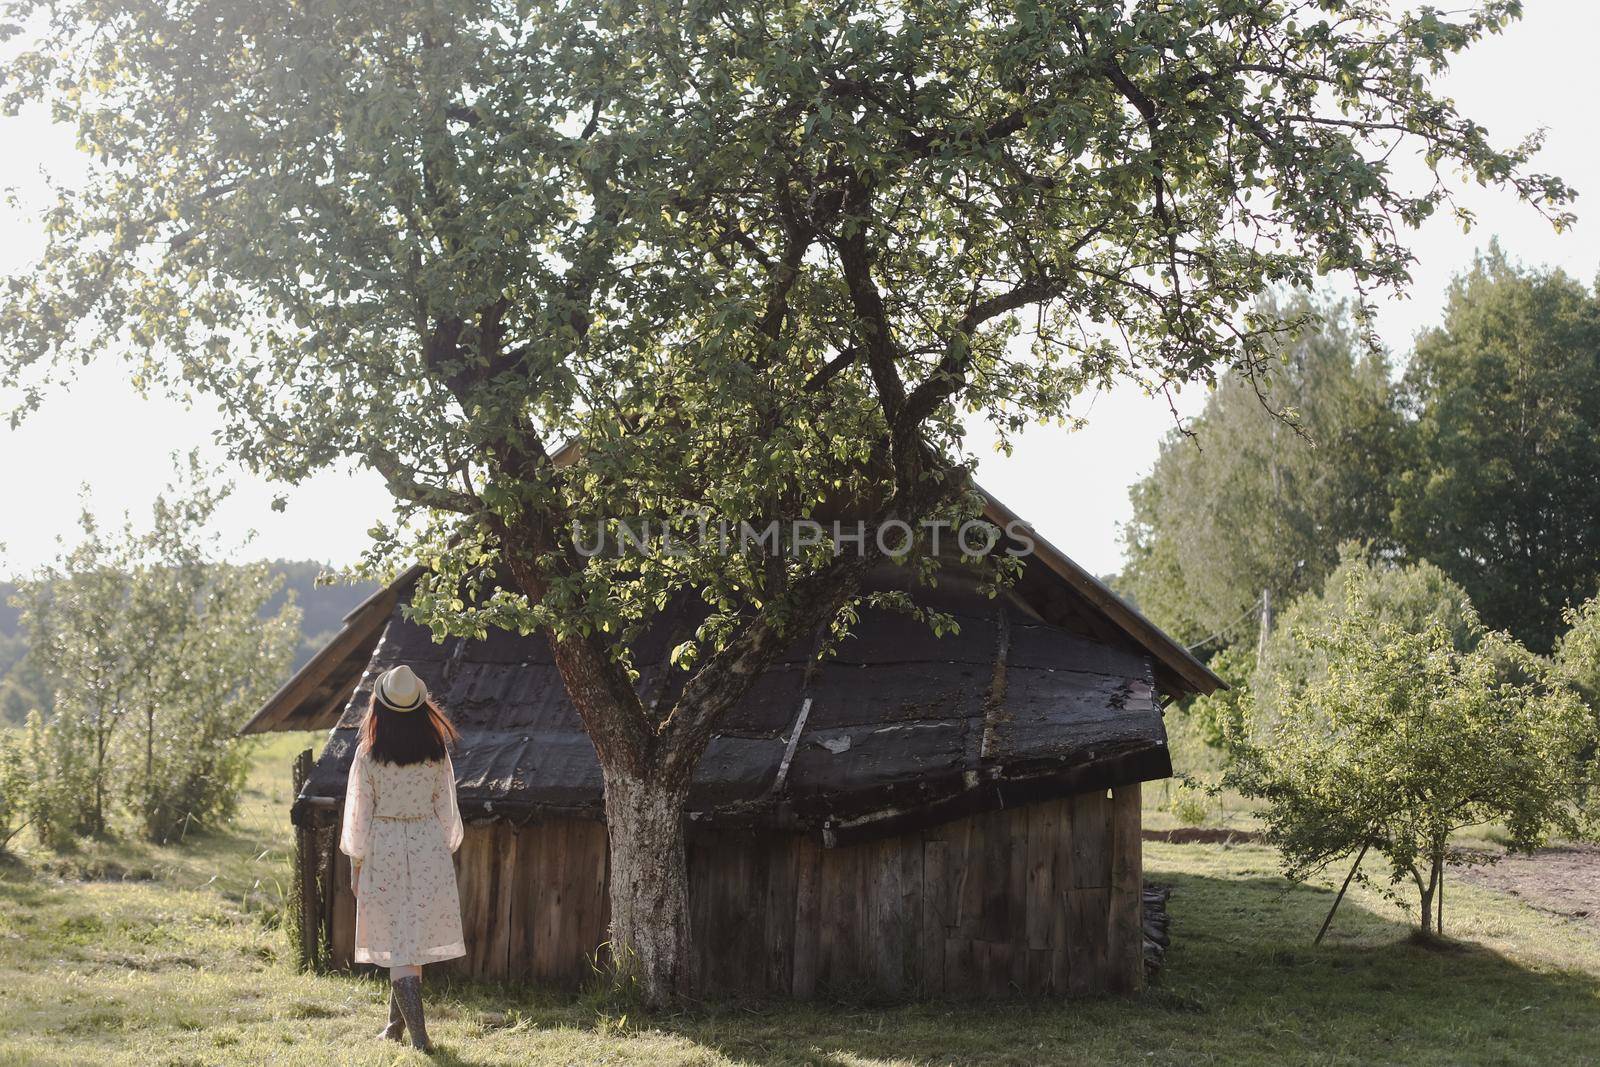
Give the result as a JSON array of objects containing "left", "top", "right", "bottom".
[
  {"left": 326, "top": 783, "right": 1143, "bottom": 998},
  {"left": 330, "top": 848, "right": 356, "bottom": 970},
  {"left": 446, "top": 819, "right": 611, "bottom": 984}
]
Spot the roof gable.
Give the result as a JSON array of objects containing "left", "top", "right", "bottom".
[{"left": 241, "top": 481, "right": 1219, "bottom": 738}]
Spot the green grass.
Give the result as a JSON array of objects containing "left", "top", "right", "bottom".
[{"left": 2, "top": 735, "right": 1598, "bottom": 1066}]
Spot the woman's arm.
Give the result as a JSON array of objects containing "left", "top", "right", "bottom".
[
  {"left": 339, "top": 749, "right": 375, "bottom": 880},
  {"left": 433, "top": 752, "right": 464, "bottom": 853}
]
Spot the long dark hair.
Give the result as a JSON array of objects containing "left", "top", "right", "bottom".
[{"left": 358, "top": 693, "right": 460, "bottom": 766}]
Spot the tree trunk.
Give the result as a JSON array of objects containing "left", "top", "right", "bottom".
[
  {"left": 1417, "top": 854, "right": 1441, "bottom": 937},
  {"left": 93, "top": 728, "right": 108, "bottom": 836},
  {"left": 603, "top": 772, "right": 693, "bottom": 1007},
  {"left": 496, "top": 513, "right": 871, "bottom": 1007},
  {"left": 145, "top": 707, "right": 155, "bottom": 801},
  {"left": 1436, "top": 860, "right": 1445, "bottom": 937}
]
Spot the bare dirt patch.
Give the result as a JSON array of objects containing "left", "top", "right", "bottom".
[
  {"left": 1142, "top": 827, "right": 1264, "bottom": 845},
  {"left": 1457, "top": 844, "right": 1600, "bottom": 928}
]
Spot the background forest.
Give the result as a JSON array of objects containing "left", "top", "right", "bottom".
[
  {"left": 1118, "top": 246, "right": 1600, "bottom": 658},
  {"left": 1115, "top": 247, "right": 1600, "bottom": 932}
]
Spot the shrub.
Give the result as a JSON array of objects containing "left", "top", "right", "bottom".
[
  {"left": 21, "top": 709, "right": 95, "bottom": 851},
  {"left": 0, "top": 731, "right": 26, "bottom": 851}
]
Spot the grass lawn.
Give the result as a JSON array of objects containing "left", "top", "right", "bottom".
[{"left": 2, "top": 733, "right": 1598, "bottom": 1066}]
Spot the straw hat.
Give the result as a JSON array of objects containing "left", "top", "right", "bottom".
[{"left": 375, "top": 664, "right": 428, "bottom": 712}]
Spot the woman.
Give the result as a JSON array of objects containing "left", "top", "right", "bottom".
[{"left": 340, "top": 663, "right": 465, "bottom": 1053}]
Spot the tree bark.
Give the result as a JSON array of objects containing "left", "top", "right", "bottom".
[
  {"left": 603, "top": 772, "right": 693, "bottom": 1006},
  {"left": 93, "top": 724, "right": 108, "bottom": 836},
  {"left": 1416, "top": 854, "right": 1442, "bottom": 937},
  {"left": 1436, "top": 859, "right": 1445, "bottom": 937}
]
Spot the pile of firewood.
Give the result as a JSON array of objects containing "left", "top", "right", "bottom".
[{"left": 1142, "top": 883, "right": 1171, "bottom": 980}]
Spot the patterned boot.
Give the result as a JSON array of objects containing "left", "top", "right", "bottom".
[
  {"left": 377, "top": 987, "right": 405, "bottom": 1042},
  {"left": 391, "top": 975, "right": 433, "bottom": 1053}
]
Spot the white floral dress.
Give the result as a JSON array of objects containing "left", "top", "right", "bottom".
[{"left": 339, "top": 748, "right": 466, "bottom": 967}]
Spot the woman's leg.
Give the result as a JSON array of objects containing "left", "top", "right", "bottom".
[
  {"left": 378, "top": 967, "right": 407, "bottom": 1041},
  {"left": 390, "top": 964, "right": 432, "bottom": 1052}
]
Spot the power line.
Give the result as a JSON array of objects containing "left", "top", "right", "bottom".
[{"left": 1186, "top": 590, "right": 1268, "bottom": 654}]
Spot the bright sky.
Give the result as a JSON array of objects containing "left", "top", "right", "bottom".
[{"left": 3, "top": 1, "right": 1598, "bottom": 580}]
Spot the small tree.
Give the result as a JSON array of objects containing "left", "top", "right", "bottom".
[
  {"left": 20, "top": 708, "right": 87, "bottom": 850},
  {"left": 1555, "top": 591, "right": 1600, "bottom": 714},
  {"left": 1556, "top": 591, "right": 1600, "bottom": 808},
  {"left": 12, "top": 460, "right": 300, "bottom": 845},
  {"left": 13, "top": 511, "right": 156, "bottom": 838},
  {"left": 133, "top": 559, "right": 300, "bottom": 842},
  {"left": 1227, "top": 568, "right": 1594, "bottom": 938}
]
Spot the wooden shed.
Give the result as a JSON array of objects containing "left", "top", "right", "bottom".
[{"left": 246, "top": 486, "right": 1220, "bottom": 999}]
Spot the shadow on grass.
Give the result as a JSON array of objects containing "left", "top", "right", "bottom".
[
  {"left": 11, "top": 823, "right": 1593, "bottom": 1067},
  {"left": 427, "top": 868, "right": 1600, "bottom": 1067}
]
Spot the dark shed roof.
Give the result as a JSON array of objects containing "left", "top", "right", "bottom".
[
  {"left": 255, "top": 460, "right": 1214, "bottom": 841},
  {"left": 244, "top": 484, "right": 1219, "bottom": 741},
  {"left": 288, "top": 566, "right": 1171, "bottom": 843}
]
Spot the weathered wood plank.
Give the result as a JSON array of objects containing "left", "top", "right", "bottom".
[
  {"left": 817, "top": 842, "right": 864, "bottom": 990},
  {"left": 920, "top": 838, "right": 949, "bottom": 997},
  {"left": 1003, "top": 808, "right": 1031, "bottom": 993},
  {"left": 548, "top": 818, "right": 592, "bottom": 984},
  {"left": 763, "top": 836, "right": 799, "bottom": 995},
  {"left": 687, "top": 837, "right": 714, "bottom": 990},
  {"left": 1069, "top": 791, "right": 1111, "bottom": 889},
  {"left": 898, "top": 834, "right": 923, "bottom": 993},
  {"left": 951, "top": 817, "right": 981, "bottom": 942},
  {"left": 488, "top": 822, "right": 518, "bottom": 978},
  {"left": 1108, "top": 783, "right": 1143, "bottom": 994},
  {"left": 331, "top": 851, "right": 356, "bottom": 970},
  {"left": 868, "top": 838, "right": 905, "bottom": 995},
  {"left": 297, "top": 825, "right": 320, "bottom": 970},
  {"left": 533, "top": 820, "right": 556, "bottom": 981},
  {"left": 739, "top": 837, "right": 769, "bottom": 992},
  {"left": 1049, "top": 798, "right": 1074, "bottom": 994},
  {"left": 572, "top": 820, "right": 608, "bottom": 980},
  {"left": 791, "top": 835, "right": 821, "bottom": 998},
  {"left": 1024, "top": 801, "right": 1058, "bottom": 952},
  {"left": 978, "top": 807, "right": 1010, "bottom": 942},
  {"left": 453, "top": 827, "right": 487, "bottom": 976},
  {"left": 1066, "top": 886, "right": 1109, "bottom": 996},
  {"left": 512, "top": 819, "right": 547, "bottom": 980},
  {"left": 547, "top": 821, "right": 574, "bottom": 980}
]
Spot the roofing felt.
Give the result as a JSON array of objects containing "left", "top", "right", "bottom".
[{"left": 294, "top": 569, "right": 1171, "bottom": 842}]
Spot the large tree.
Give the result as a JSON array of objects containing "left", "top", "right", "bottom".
[
  {"left": 1394, "top": 247, "right": 1600, "bottom": 652},
  {"left": 1250, "top": 543, "right": 1480, "bottom": 727},
  {"left": 1119, "top": 292, "right": 1406, "bottom": 646},
  {"left": 0, "top": 0, "right": 1569, "bottom": 1002}
]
